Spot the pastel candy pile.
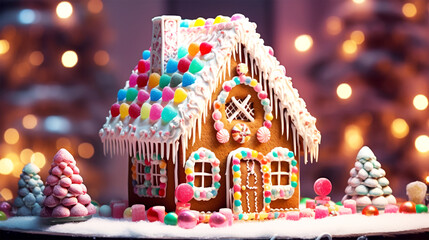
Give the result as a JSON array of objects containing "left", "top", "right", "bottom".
[
  {"left": 41, "top": 149, "right": 95, "bottom": 218},
  {"left": 342, "top": 146, "right": 396, "bottom": 211},
  {"left": 13, "top": 163, "right": 45, "bottom": 216}
]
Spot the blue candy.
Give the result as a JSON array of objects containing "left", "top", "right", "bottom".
[
  {"left": 166, "top": 59, "right": 178, "bottom": 73},
  {"left": 142, "top": 50, "right": 151, "bottom": 60},
  {"left": 177, "top": 46, "right": 188, "bottom": 59},
  {"left": 180, "top": 20, "right": 189, "bottom": 28},
  {"left": 182, "top": 72, "right": 196, "bottom": 87},
  {"left": 117, "top": 89, "right": 126, "bottom": 101},
  {"left": 161, "top": 105, "right": 178, "bottom": 123},
  {"left": 150, "top": 88, "right": 162, "bottom": 101}
]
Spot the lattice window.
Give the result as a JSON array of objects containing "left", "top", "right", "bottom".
[
  {"left": 193, "top": 162, "right": 213, "bottom": 188},
  {"left": 225, "top": 95, "right": 254, "bottom": 122},
  {"left": 271, "top": 159, "right": 290, "bottom": 186},
  {"left": 132, "top": 154, "right": 167, "bottom": 197}
]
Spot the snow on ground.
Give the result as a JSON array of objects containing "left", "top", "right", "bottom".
[{"left": 1, "top": 214, "right": 429, "bottom": 239}]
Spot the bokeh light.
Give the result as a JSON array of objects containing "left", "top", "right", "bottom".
[
  {"left": 345, "top": 125, "right": 363, "bottom": 150},
  {"left": 0, "top": 188, "right": 13, "bottom": 201},
  {"left": 391, "top": 118, "right": 409, "bottom": 139},
  {"left": 352, "top": 0, "right": 365, "bottom": 4},
  {"left": 402, "top": 3, "right": 417, "bottom": 18},
  {"left": 342, "top": 40, "right": 357, "bottom": 54},
  {"left": 426, "top": 175, "right": 429, "bottom": 184},
  {"left": 294, "top": 34, "right": 313, "bottom": 52},
  {"left": 31, "top": 152, "right": 46, "bottom": 168},
  {"left": 0, "top": 158, "right": 14, "bottom": 175},
  {"left": 88, "top": 0, "right": 103, "bottom": 14},
  {"left": 20, "top": 148, "right": 34, "bottom": 164},
  {"left": 415, "top": 135, "right": 429, "bottom": 153},
  {"left": 94, "top": 50, "right": 110, "bottom": 66},
  {"left": 4, "top": 128, "right": 19, "bottom": 144},
  {"left": 61, "top": 50, "right": 78, "bottom": 68},
  {"left": 29, "top": 51, "right": 44, "bottom": 66},
  {"left": 56, "top": 137, "right": 73, "bottom": 152},
  {"left": 337, "top": 83, "right": 352, "bottom": 100},
  {"left": 350, "top": 30, "right": 365, "bottom": 44},
  {"left": 326, "top": 16, "right": 342, "bottom": 35},
  {"left": 413, "top": 94, "right": 428, "bottom": 110},
  {"left": 78, "top": 142, "right": 94, "bottom": 159},
  {"left": 56, "top": 1, "right": 73, "bottom": 19},
  {"left": 18, "top": 9, "right": 36, "bottom": 24},
  {"left": 22, "top": 114, "right": 38, "bottom": 129},
  {"left": 0, "top": 39, "right": 10, "bottom": 55}
]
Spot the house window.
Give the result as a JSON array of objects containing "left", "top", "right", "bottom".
[
  {"left": 132, "top": 154, "right": 167, "bottom": 198},
  {"left": 269, "top": 148, "right": 298, "bottom": 200},
  {"left": 225, "top": 95, "right": 254, "bottom": 122},
  {"left": 184, "top": 148, "right": 221, "bottom": 201},
  {"left": 271, "top": 159, "right": 290, "bottom": 186}
]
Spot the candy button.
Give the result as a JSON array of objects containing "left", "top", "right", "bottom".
[
  {"left": 178, "top": 58, "right": 191, "bottom": 73},
  {"left": 161, "top": 105, "right": 178, "bottom": 122},
  {"left": 110, "top": 103, "right": 120, "bottom": 117},
  {"left": 188, "top": 43, "right": 200, "bottom": 57},
  {"left": 142, "top": 50, "right": 150, "bottom": 60},
  {"left": 140, "top": 103, "right": 151, "bottom": 120},
  {"left": 178, "top": 46, "right": 188, "bottom": 59},
  {"left": 314, "top": 178, "right": 332, "bottom": 196},
  {"left": 159, "top": 74, "right": 171, "bottom": 89},
  {"left": 120, "top": 103, "right": 130, "bottom": 118},
  {"left": 126, "top": 88, "right": 138, "bottom": 101},
  {"left": 189, "top": 58, "right": 204, "bottom": 74},
  {"left": 129, "top": 103, "right": 141, "bottom": 118},
  {"left": 182, "top": 72, "right": 196, "bottom": 87},
  {"left": 199, "top": 42, "right": 213, "bottom": 55},
  {"left": 117, "top": 89, "right": 126, "bottom": 101},
  {"left": 148, "top": 73, "right": 161, "bottom": 88},
  {"left": 180, "top": 20, "right": 189, "bottom": 28},
  {"left": 149, "top": 103, "right": 163, "bottom": 121},
  {"left": 150, "top": 88, "right": 162, "bottom": 101},
  {"left": 170, "top": 73, "right": 183, "bottom": 87},
  {"left": 162, "top": 87, "right": 175, "bottom": 102},
  {"left": 174, "top": 88, "right": 188, "bottom": 103},
  {"left": 166, "top": 59, "right": 178, "bottom": 73}
]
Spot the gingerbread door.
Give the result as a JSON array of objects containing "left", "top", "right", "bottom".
[{"left": 238, "top": 158, "right": 263, "bottom": 213}]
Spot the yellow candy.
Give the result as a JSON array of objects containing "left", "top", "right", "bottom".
[
  {"left": 250, "top": 79, "right": 258, "bottom": 87},
  {"left": 188, "top": 43, "right": 200, "bottom": 57},
  {"left": 265, "top": 113, "right": 273, "bottom": 121},
  {"left": 262, "top": 165, "right": 269, "bottom": 173},
  {"left": 214, "top": 15, "right": 228, "bottom": 24},
  {"left": 189, "top": 20, "right": 195, "bottom": 28},
  {"left": 291, "top": 173, "right": 298, "bottom": 182},
  {"left": 241, "top": 186, "right": 246, "bottom": 191},
  {"left": 141, "top": 103, "right": 151, "bottom": 120},
  {"left": 251, "top": 150, "right": 258, "bottom": 158},
  {"left": 148, "top": 73, "right": 160, "bottom": 88},
  {"left": 159, "top": 160, "right": 167, "bottom": 169},
  {"left": 248, "top": 213, "right": 255, "bottom": 220},
  {"left": 233, "top": 172, "right": 241, "bottom": 178},
  {"left": 235, "top": 153, "right": 242, "bottom": 159},
  {"left": 185, "top": 167, "right": 193, "bottom": 175},
  {"left": 120, "top": 103, "right": 129, "bottom": 119},
  {"left": 264, "top": 185, "right": 271, "bottom": 191},
  {"left": 193, "top": 17, "right": 205, "bottom": 27},
  {"left": 259, "top": 212, "right": 268, "bottom": 220},
  {"left": 173, "top": 88, "right": 188, "bottom": 103},
  {"left": 233, "top": 192, "right": 242, "bottom": 200}
]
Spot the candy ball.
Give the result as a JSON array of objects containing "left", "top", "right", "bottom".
[
  {"left": 314, "top": 178, "right": 332, "bottom": 196},
  {"left": 362, "top": 205, "right": 379, "bottom": 216},
  {"left": 0, "top": 211, "right": 7, "bottom": 221},
  {"left": 399, "top": 201, "right": 416, "bottom": 214},
  {"left": 99, "top": 204, "right": 112, "bottom": 217},
  {"left": 123, "top": 207, "right": 132, "bottom": 219},
  {"left": 231, "top": 13, "right": 245, "bottom": 21},
  {"left": 129, "top": 103, "right": 141, "bottom": 118},
  {"left": 178, "top": 210, "right": 198, "bottom": 229},
  {"left": 129, "top": 73, "right": 138, "bottom": 87},
  {"left": 182, "top": 72, "right": 196, "bottom": 87},
  {"left": 137, "top": 73, "right": 149, "bottom": 88},
  {"left": 199, "top": 42, "right": 213, "bottom": 55},
  {"left": 175, "top": 183, "right": 194, "bottom": 203},
  {"left": 416, "top": 204, "right": 428, "bottom": 213},
  {"left": 0, "top": 202, "right": 12, "bottom": 217},
  {"left": 164, "top": 212, "right": 178, "bottom": 226},
  {"left": 117, "top": 89, "right": 126, "bottom": 101},
  {"left": 138, "top": 59, "right": 150, "bottom": 73},
  {"left": 209, "top": 212, "right": 227, "bottom": 228},
  {"left": 178, "top": 58, "right": 191, "bottom": 73}
]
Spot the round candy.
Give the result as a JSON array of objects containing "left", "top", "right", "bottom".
[
  {"left": 199, "top": 42, "right": 213, "bottom": 55},
  {"left": 361, "top": 205, "right": 379, "bottom": 216},
  {"left": 231, "top": 13, "right": 245, "bottom": 21},
  {"left": 416, "top": 204, "right": 428, "bottom": 213},
  {"left": 231, "top": 123, "right": 251, "bottom": 144},
  {"left": 137, "top": 73, "right": 149, "bottom": 88},
  {"left": 52, "top": 205, "right": 71, "bottom": 218},
  {"left": 0, "top": 202, "right": 12, "bottom": 217},
  {"left": 209, "top": 212, "right": 227, "bottom": 228},
  {"left": 178, "top": 210, "right": 198, "bottom": 229},
  {"left": 129, "top": 103, "right": 141, "bottom": 118},
  {"left": 178, "top": 58, "right": 191, "bottom": 73},
  {"left": 257, "top": 126, "right": 271, "bottom": 143},
  {"left": 314, "top": 178, "right": 332, "bottom": 196},
  {"left": 216, "top": 129, "right": 230, "bottom": 143},
  {"left": 123, "top": 207, "right": 132, "bottom": 219},
  {"left": 117, "top": 89, "right": 126, "bottom": 101},
  {"left": 110, "top": 104, "right": 120, "bottom": 117},
  {"left": 164, "top": 212, "right": 178, "bottom": 226},
  {"left": 142, "top": 50, "right": 150, "bottom": 60},
  {"left": 138, "top": 59, "right": 149, "bottom": 73},
  {"left": 399, "top": 201, "right": 416, "bottom": 214},
  {"left": 0, "top": 211, "right": 7, "bottom": 221},
  {"left": 236, "top": 63, "right": 248, "bottom": 75},
  {"left": 70, "top": 203, "right": 88, "bottom": 217},
  {"left": 99, "top": 205, "right": 112, "bottom": 217},
  {"left": 87, "top": 203, "right": 97, "bottom": 215},
  {"left": 175, "top": 183, "right": 194, "bottom": 203}
]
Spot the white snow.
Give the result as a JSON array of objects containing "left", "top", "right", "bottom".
[{"left": 1, "top": 214, "right": 429, "bottom": 239}]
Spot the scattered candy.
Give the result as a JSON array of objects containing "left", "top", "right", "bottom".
[
  {"left": 406, "top": 181, "right": 427, "bottom": 205},
  {"left": 175, "top": 183, "right": 194, "bottom": 203},
  {"left": 199, "top": 42, "right": 213, "bottom": 55},
  {"left": 150, "top": 88, "right": 162, "bottom": 101},
  {"left": 182, "top": 72, "right": 196, "bottom": 87},
  {"left": 120, "top": 103, "right": 130, "bottom": 118},
  {"left": 174, "top": 88, "right": 188, "bottom": 103},
  {"left": 399, "top": 201, "right": 416, "bottom": 214},
  {"left": 188, "top": 43, "right": 200, "bottom": 57},
  {"left": 147, "top": 206, "right": 165, "bottom": 222},
  {"left": 161, "top": 105, "right": 178, "bottom": 122},
  {"left": 137, "top": 73, "right": 149, "bottom": 88},
  {"left": 112, "top": 202, "right": 127, "bottom": 218},
  {"left": 131, "top": 204, "right": 146, "bottom": 222},
  {"left": 343, "top": 199, "right": 357, "bottom": 214},
  {"left": 149, "top": 103, "right": 163, "bottom": 121},
  {"left": 117, "top": 89, "right": 126, "bottom": 101},
  {"left": 256, "top": 126, "right": 271, "bottom": 143},
  {"left": 299, "top": 208, "right": 314, "bottom": 218},
  {"left": 216, "top": 129, "right": 230, "bottom": 143},
  {"left": 314, "top": 205, "right": 329, "bottom": 219},
  {"left": 140, "top": 103, "right": 151, "bottom": 120},
  {"left": 166, "top": 59, "right": 178, "bottom": 73},
  {"left": 164, "top": 212, "right": 178, "bottom": 225},
  {"left": 129, "top": 73, "right": 138, "bottom": 87},
  {"left": 175, "top": 202, "right": 191, "bottom": 214},
  {"left": 128, "top": 103, "right": 141, "bottom": 118},
  {"left": 231, "top": 123, "right": 251, "bottom": 144},
  {"left": 338, "top": 207, "right": 352, "bottom": 215},
  {"left": 142, "top": 50, "right": 150, "bottom": 60},
  {"left": 159, "top": 74, "right": 171, "bottom": 89},
  {"left": 148, "top": 73, "right": 161, "bottom": 88},
  {"left": 286, "top": 211, "right": 300, "bottom": 221},
  {"left": 177, "top": 46, "right": 188, "bottom": 59},
  {"left": 0, "top": 211, "right": 7, "bottom": 221},
  {"left": 384, "top": 204, "right": 399, "bottom": 213},
  {"left": 170, "top": 73, "right": 183, "bottom": 87},
  {"left": 189, "top": 58, "right": 204, "bottom": 74},
  {"left": 306, "top": 199, "right": 316, "bottom": 209},
  {"left": 99, "top": 204, "right": 112, "bottom": 217},
  {"left": 138, "top": 90, "right": 150, "bottom": 103},
  {"left": 314, "top": 178, "right": 332, "bottom": 196},
  {"left": 209, "top": 212, "right": 227, "bottom": 228},
  {"left": 123, "top": 207, "right": 132, "bottom": 219},
  {"left": 178, "top": 210, "right": 198, "bottom": 229},
  {"left": 178, "top": 58, "right": 191, "bottom": 73},
  {"left": 416, "top": 204, "right": 428, "bottom": 213}
]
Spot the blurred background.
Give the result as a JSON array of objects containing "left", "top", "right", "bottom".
[{"left": 0, "top": 0, "right": 428, "bottom": 204}]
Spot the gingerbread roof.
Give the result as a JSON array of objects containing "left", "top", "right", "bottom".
[{"left": 99, "top": 14, "right": 321, "bottom": 164}]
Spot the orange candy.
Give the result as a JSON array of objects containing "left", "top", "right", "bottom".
[
  {"left": 257, "top": 153, "right": 264, "bottom": 160},
  {"left": 214, "top": 101, "right": 221, "bottom": 109},
  {"left": 188, "top": 43, "right": 200, "bottom": 57}
]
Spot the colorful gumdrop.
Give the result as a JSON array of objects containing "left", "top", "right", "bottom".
[
  {"left": 175, "top": 183, "right": 194, "bottom": 203},
  {"left": 126, "top": 88, "right": 138, "bottom": 101},
  {"left": 162, "top": 87, "right": 175, "bottom": 102},
  {"left": 159, "top": 74, "right": 171, "bottom": 89},
  {"left": 148, "top": 73, "right": 161, "bottom": 88},
  {"left": 110, "top": 103, "right": 120, "bottom": 117},
  {"left": 129, "top": 103, "right": 141, "bottom": 118},
  {"left": 142, "top": 50, "right": 150, "bottom": 60},
  {"left": 166, "top": 59, "right": 178, "bottom": 73},
  {"left": 189, "top": 58, "right": 204, "bottom": 74},
  {"left": 150, "top": 88, "right": 162, "bottom": 101},
  {"left": 194, "top": 17, "right": 205, "bottom": 27},
  {"left": 164, "top": 212, "right": 178, "bottom": 226},
  {"left": 200, "top": 42, "right": 213, "bottom": 55},
  {"left": 161, "top": 105, "right": 178, "bottom": 123},
  {"left": 137, "top": 73, "right": 149, "bottom": 88},
  {"left": 182, "top": 72, "right": 196, "bottom": 87},
  {"left": 231, "top": 13, "right": 245, "bottom": 21},
  {"left": 140, "top": 103, "right": 151, "bottom": 120},
  {"left": 188, "top": 43, "right": 200, "bottom": 57},
  {"left": 149, "top": 103, "right": 163, "bottom": 121},
  {"left": 174, "top": 88, "right": 188, "bottom": 103},
  {"left": 129, "top": 73, "right": 138, "bottom": 87},
  {"left": 117, "top": 89, "right": 126, "bottom": 101},
  {"left": 120, "top": 103, "right": 130, "bottom": 118},
  {"left": 170, "top": 73, "right": 183, "bottom": 87},
  {"left": 178, "top": 58, "right": 191, "bottom": 73},
  {"left": 178, "top": 46, "right": 188, "bottom": 59},
  {"left": 137, "top": 90, "right": 150, "bottom": 103}
]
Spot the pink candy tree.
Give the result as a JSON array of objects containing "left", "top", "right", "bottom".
[{"left": 41, "top": 149, "right": 96, "bottom": 218}]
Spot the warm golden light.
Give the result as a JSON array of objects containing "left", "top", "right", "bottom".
[
  {"left": 391, "top": 118, "right": 409, "bottom": 139},
  {"left": 426, "top": 175, "right": 429, "bottom": 184},
  {"left": 326, "top": 16, "right": 342, "bottom": 35},
  {"left": 0, "top": 39, "right": 10, "bottom": 55},
  {"left": 342, "top": 40, "right": 357, "bottom": 54},
  {"left": 413, "top": 94, "right": 428, "bottom": 110},
  {"left": 352, "top": 0, "right": 365, "bottom": 4},
  {"left": 94, "top": 50, "right": 110, "bottom": 66},
  {"left": 345, "top": 125, "right": 363, "bottom": 150},
  {"left": 4, "top": 128, "right": 19, "bottom": 145},
  {"left": 337, "top": 83, "right": 352, "bottom": 100},
  {"left": 6, "top": 153, "right": 19, "bottom": 163},
  {"left": 78, "top": 142, "right": 94, "bottom": 159},
  {"left": 402, "top": 3, "right": 417, "bottom": 18},
  {"left": 31, "top": 152, "right": 46, "bottom": 168},
  {"left": 56, "top": 137, "right": 72, "bottom": 150},
  {"left": 415, "top": 135, "right": 429, "bottom": 153},
  {"left": 294, "top": 34, "right": 313, "bottom": 52},
  {"left": 350, "top": 30, "right": 365, "bottom": 44},
  {"left": 29, "top": 51, "right": 44, "bottom": 66},
  {"left": 11, "top": 161, "right": 24, "bottom": 178},
  {"left": 0, "top": 158, "right": 14, "bottom": 175},
  {"left": 20, "top": 148, "right": 34, "bottom": 164},
  {"left": 22, "top": 114, "right": 38, "bottom": 129},
  {"left": 61, "top": 50, "right": 78, "bottom": 68},
  {"left": 56, "top": 1, "right": 73, "bottom": 19},
  {"left": 0, "top": 188, "right": 13, "bottom": 201},
  {"left": 88, "top": 0, "right": 103, "bottom": 14}
]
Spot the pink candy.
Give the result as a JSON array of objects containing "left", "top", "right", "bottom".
[
  {"left": 149, "top": 103, "right": 163, "bottom": 121},
  {"left": 178, "top": 210, "right": 198, "bottom": 229},
  {"left": 231, "top": 13, "right": 245, "bottom": 21},
  {"left": 258, "top": 91, "right": 267, "bottom": 99},
  {"left": 306, "top": 199, "right": 316, "bottom": 209},
  {"left": 52, "top": 205, "right": 70, "bottom": 218},
  {"left": 44, "top": 195, "right": 60, "bottom": 208},
  {"left": 63, "top": 166, "right": 73, "bottom": 177},
  {"left": 71, "top": 174, "right": 83, "bottom": 184},
  {"left": 209, "top": 212, "right": 227, "bottom": 228},
  {"left": 61, "top": 197, "right": 78, "bottom": 206},
  {"left": 286, "top": 211, "right": 301, "bottom": 221},
  {"left": 314, "top": 178, "right": 332, "bottom": 196},
  {"left": 315, "top": 206, "right": 329, "bottom": 219},
  {"left": 51, "top": 166, "right": 63, "bottom": 177},
  {"left": 219, "top": 208, "right": 233, "bottom": 226},
  {"left": 212, "top": 110, "right": 221, "bottom": 121},
  {"left": 43, "top": 185, "right": 53, "bottom": 196},
  {"left": 162, "top": 87, "right": 174, "bottom": 102},
  {"left": 132, "top": 204, "right": 146, "bottom": 222},
  {"left": 343, "top": 199, "right": 357, "bottom": 214},
  {"left": 384, "top": 204, "right": 399, "bottom": 213},
  {"left": 138, "top": 90, "right": 150, "bottom": 103},
  {"left": 299, "top": 208, "right": 314, "bottom": 218},
  {"left": 77, "top": 194, "right": 91, "bottom": 205},
  {"left": 147, "top": 206, "right": 165, "bottom": 222},
  {"left": 129, "top": 73, "right": 138, "bottom": 87},
  {"left": 53, "top": 185, "right": 68, "bottom": 198},
  {"left": 53, "top": 148, "right": 74, "bottom": 164},
  {"left": 69, "top": 184, "right": 83, "bottom": 195},
  {"left": 112, "top": 202, "right": 127, "bottom": 219},
  {"left": 47, "top": 175, "right": 59, "bottom": 186},
  {"left": 214, "top": 121, "right": 224, "bottom": 131},
  {"left": 175, "top": 183, "right": 194, "bottom": 203},
  {"left": 339, "top": 207, "right": 352, "bottom": 215},
  {"left": 87, "top": 203, "right": 96, "bottom": 215},
  {"left": 176, "top": 202, "right": 191, "bottom": 214},
  {"left": 70, "top": 203, "right": 88, "bottom": 217}
]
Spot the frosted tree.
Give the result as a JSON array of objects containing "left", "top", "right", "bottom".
[{"left": 13, "top": 163, "right": 45, "bottom": 216}]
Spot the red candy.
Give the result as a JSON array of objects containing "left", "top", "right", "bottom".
[
  {"left": 314, "top": 178, "right": 332, "bottom": 196},
  {"left": 147, "top": 206, "right": 165, "bottom": 222},
  {"left": 137, "top": 59, "right": 150, "bottom": 73},
  {"left": 399, "top": 201, "right": 416, "bottom": 214},
  {"left": 362, "top": 205, "right": 379, "bottom": 216},
  {"left": 178, "top": 58, "right": 191, "bottom": 73},
  {"left": 199, "top": 42, "right": 213, "bottom": 55},
  {"left": 44, "top": 195, "right": 60, "bottom": 208},
  {"left": 175, "top": 183, "right": 194, "bottom": 203},
  {"left": 111, "top": 104, "right": 120, "bottom": 117},
  {"left": 129, "top": 103, "right": 141, "bottom": 118},
  {"left": 53, "top": 185, "right": 68, "bottom": 198},
  {"left": 137, "top": 74, "right": 149, "bottom": 88}
]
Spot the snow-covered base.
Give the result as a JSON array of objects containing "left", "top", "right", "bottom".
[{"left": 1, "top": 214, "right": 429, "bottom": 239}]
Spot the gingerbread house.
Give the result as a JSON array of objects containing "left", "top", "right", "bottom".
[{"left": 99, "top": 14, "right": 321, "bottom": 216}]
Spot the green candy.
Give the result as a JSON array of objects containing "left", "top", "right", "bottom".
[
  {"left": 126, "top": 88, "right": 138, "bottom": 101},
  {"left": 189, "top": 58, "right": 204, "bottom": 74},
  {"left": 177, "top": 46, "right": 188, "bottom": 59},
  {"left": 0, "top": 211, "right": 7, "bottom": 221},
  {"left": 159, "top": 75, "right": 171, "bottom": 89},
  {"left": 416, "top": 204, "right": 428, "bottom": 213},
  {"left": 300, "top": 197, "right": 311, "bottom": 205},
  {"left": 336, "top": 201, "right": 343, "bottom": 206},
  {"left": 164, "top": 212, "right": 178, "bottom": 225}
]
